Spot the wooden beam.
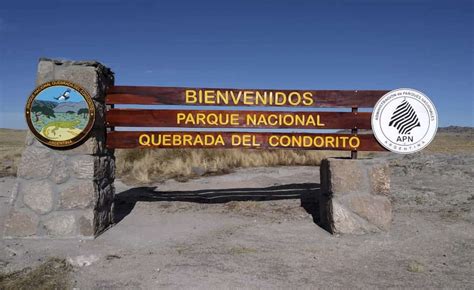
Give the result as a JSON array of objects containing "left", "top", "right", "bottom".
[
  {"left": 106, "top": 131, "right": 385, "bottom": 151},
  {"left": 106, "top": 86, "right": 389, "bottom": 108},
  {"left": 106, "top": 109, "right": 372, "bottom": 129}
]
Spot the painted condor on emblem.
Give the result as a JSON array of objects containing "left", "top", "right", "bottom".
[{"left": 372, "top": 88, "right": 438, "bottom": 154}]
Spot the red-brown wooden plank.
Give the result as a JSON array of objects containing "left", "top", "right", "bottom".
[
  {"left": 106, "top": 131, "right": 385, "bottom": 151},
  {"left": 106, "top": 109, "right": 371, "bottom": 129},
  {"left": 106, "top": 86, "right": 389, "bottom": 108}
]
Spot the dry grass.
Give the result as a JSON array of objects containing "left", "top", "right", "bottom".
[
  {"left": 407, "top": 260, "right": 425, "bottom": 273},
  {"left": 0, "top": 129, "right": 26, "bottom": 177},
  {"left": 116, "top": 148, "right": 346, "bottom": 184},
  {"left": 0, "top": 128, "right": 472, "bottom": 183},
  {"left": 0, "top": 258, "right": 72, "bottom": 290},
  {"left": 425, "top": 132, "right": 474, "bottom": 153}
]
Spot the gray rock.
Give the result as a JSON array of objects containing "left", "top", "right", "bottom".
[
  {"left": 36, "top": 60, "right": 55, "bottom": 85},
  {"left": 324, "top": 158, "right": 366, "bottom": 194},
  {"left": 43, "top": 213, "right": 76, "bottom": 236},
  {"left": 108, "top": 156, "right": 116, "bottom": 180},
  {"left": 93, "top": 102, "right": 106, "bottom": 129},
  {"left": 9, "top": 182, "right": 19, "bottom": 204},
  {"left": 59, "top": 181, "right": 94, "bottom": 209},
  {"left": 17, "top": 146, "right": 54, "bottom": 179},
  {"left": 49, "top": 154, "right": 70, "bottom": 184},
  {"left": 78, "top": 211, "right": 94, "bottom": 236},
  {"left": 97, "top": 183, "right": 114, "bottom": 209},
  {"left": 94, "top": 209, "right": 113, "bottom": 234},
  {"left": 3, "top": 209, "right": 39, "bottom": 237},
  {"left": 329, "top": 200, "right": 378, "bottom": 234},
  {"left": 25, "top": 130, "right": 37, "bottom": 146},
  {"left": 22, "top": 180, "right": 55, "bottom": 214},
  {"left": 70, "top": 155, "right": 95, "bottom": 179},
  {"left": 348, "top": 195, "right": 392, "bottom": 230},
  {"left": 319, "top": 158, "right": 392, "bottom": 234},
  {"left": 54, "top": 65, "right": 98, "bottom": 97},
  {"left": 95, "top": 156, "right": 110, "bottom": 181},
  {"left": 369, "top": 163, "right": 390, "bottom": 196}
]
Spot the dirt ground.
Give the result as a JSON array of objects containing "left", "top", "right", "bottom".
[{"left": 1, "top": 149, "right": 473, "bottom": 289}]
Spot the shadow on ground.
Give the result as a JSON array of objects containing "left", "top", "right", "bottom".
[{"left": 113, "top": 183, "right": 321, "bottom": 225}]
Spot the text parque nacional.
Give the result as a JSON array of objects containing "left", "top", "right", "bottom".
[{"left": 176, "top": 112, "right": 325, "bottom": 127}]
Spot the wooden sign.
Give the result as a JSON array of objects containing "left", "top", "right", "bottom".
[{"left": 105, "top": 86, "right": 389, "bottom": 154}]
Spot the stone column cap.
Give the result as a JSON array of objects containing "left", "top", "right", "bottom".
[{"left": 38, "top": 58, "right": 114, "bottom": 75}]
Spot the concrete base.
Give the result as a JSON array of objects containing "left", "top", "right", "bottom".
[{"left": 318, "top": 158, "right": 392, "bottom": 235}]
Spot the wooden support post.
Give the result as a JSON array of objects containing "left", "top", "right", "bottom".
[{"left": 351, "top": 107, "right": 358, "bottom": 159}]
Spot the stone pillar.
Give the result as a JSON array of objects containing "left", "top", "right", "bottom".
[
  {"left": 3, "top": 58, "right": 115, "bottom": 239},
  {"left": 318, "top": 158, "right": 392, "bottom": 235}
]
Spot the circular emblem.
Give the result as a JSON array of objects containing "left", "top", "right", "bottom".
[
  {"left": 25, "top": 80, "right": 95, "bottom": 148},
  {"left": 372, "top": 88, "right": 438, "bottom": 154}
]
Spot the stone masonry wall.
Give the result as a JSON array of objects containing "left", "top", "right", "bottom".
[
  {"left": 318, "top": 158, "right": 392, "bottom": 235},
  {"left": 3, "top": 58, "right": 115, "bottom": 238}
]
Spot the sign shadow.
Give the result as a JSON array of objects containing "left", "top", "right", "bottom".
[{"left": 113, "top": 183, "right": 321, "bottom": 225}]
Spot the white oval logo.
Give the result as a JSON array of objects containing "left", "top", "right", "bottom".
[{"left": 372, "top": 88, "right": 438, "bottom": 154}]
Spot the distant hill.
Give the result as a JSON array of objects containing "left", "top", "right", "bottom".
[
  {"left": 338, "top": 126, "right": 473, "bottom": 135},
  {"left": 54, "top": 101, "right": 87, "bottom": 113},
  {"left": 437, "top": 126, "right": 473, "bottom": 134},
  {"left": 32, "top": 99, "right": 57, "bottom": 109}
]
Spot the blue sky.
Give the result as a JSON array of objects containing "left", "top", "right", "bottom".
[
  {"left": 36, "top": 86, "right": 84, "bottom": 103},
  {"left": 0, "top": 0, "right": 472, "bottom": 129}
]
